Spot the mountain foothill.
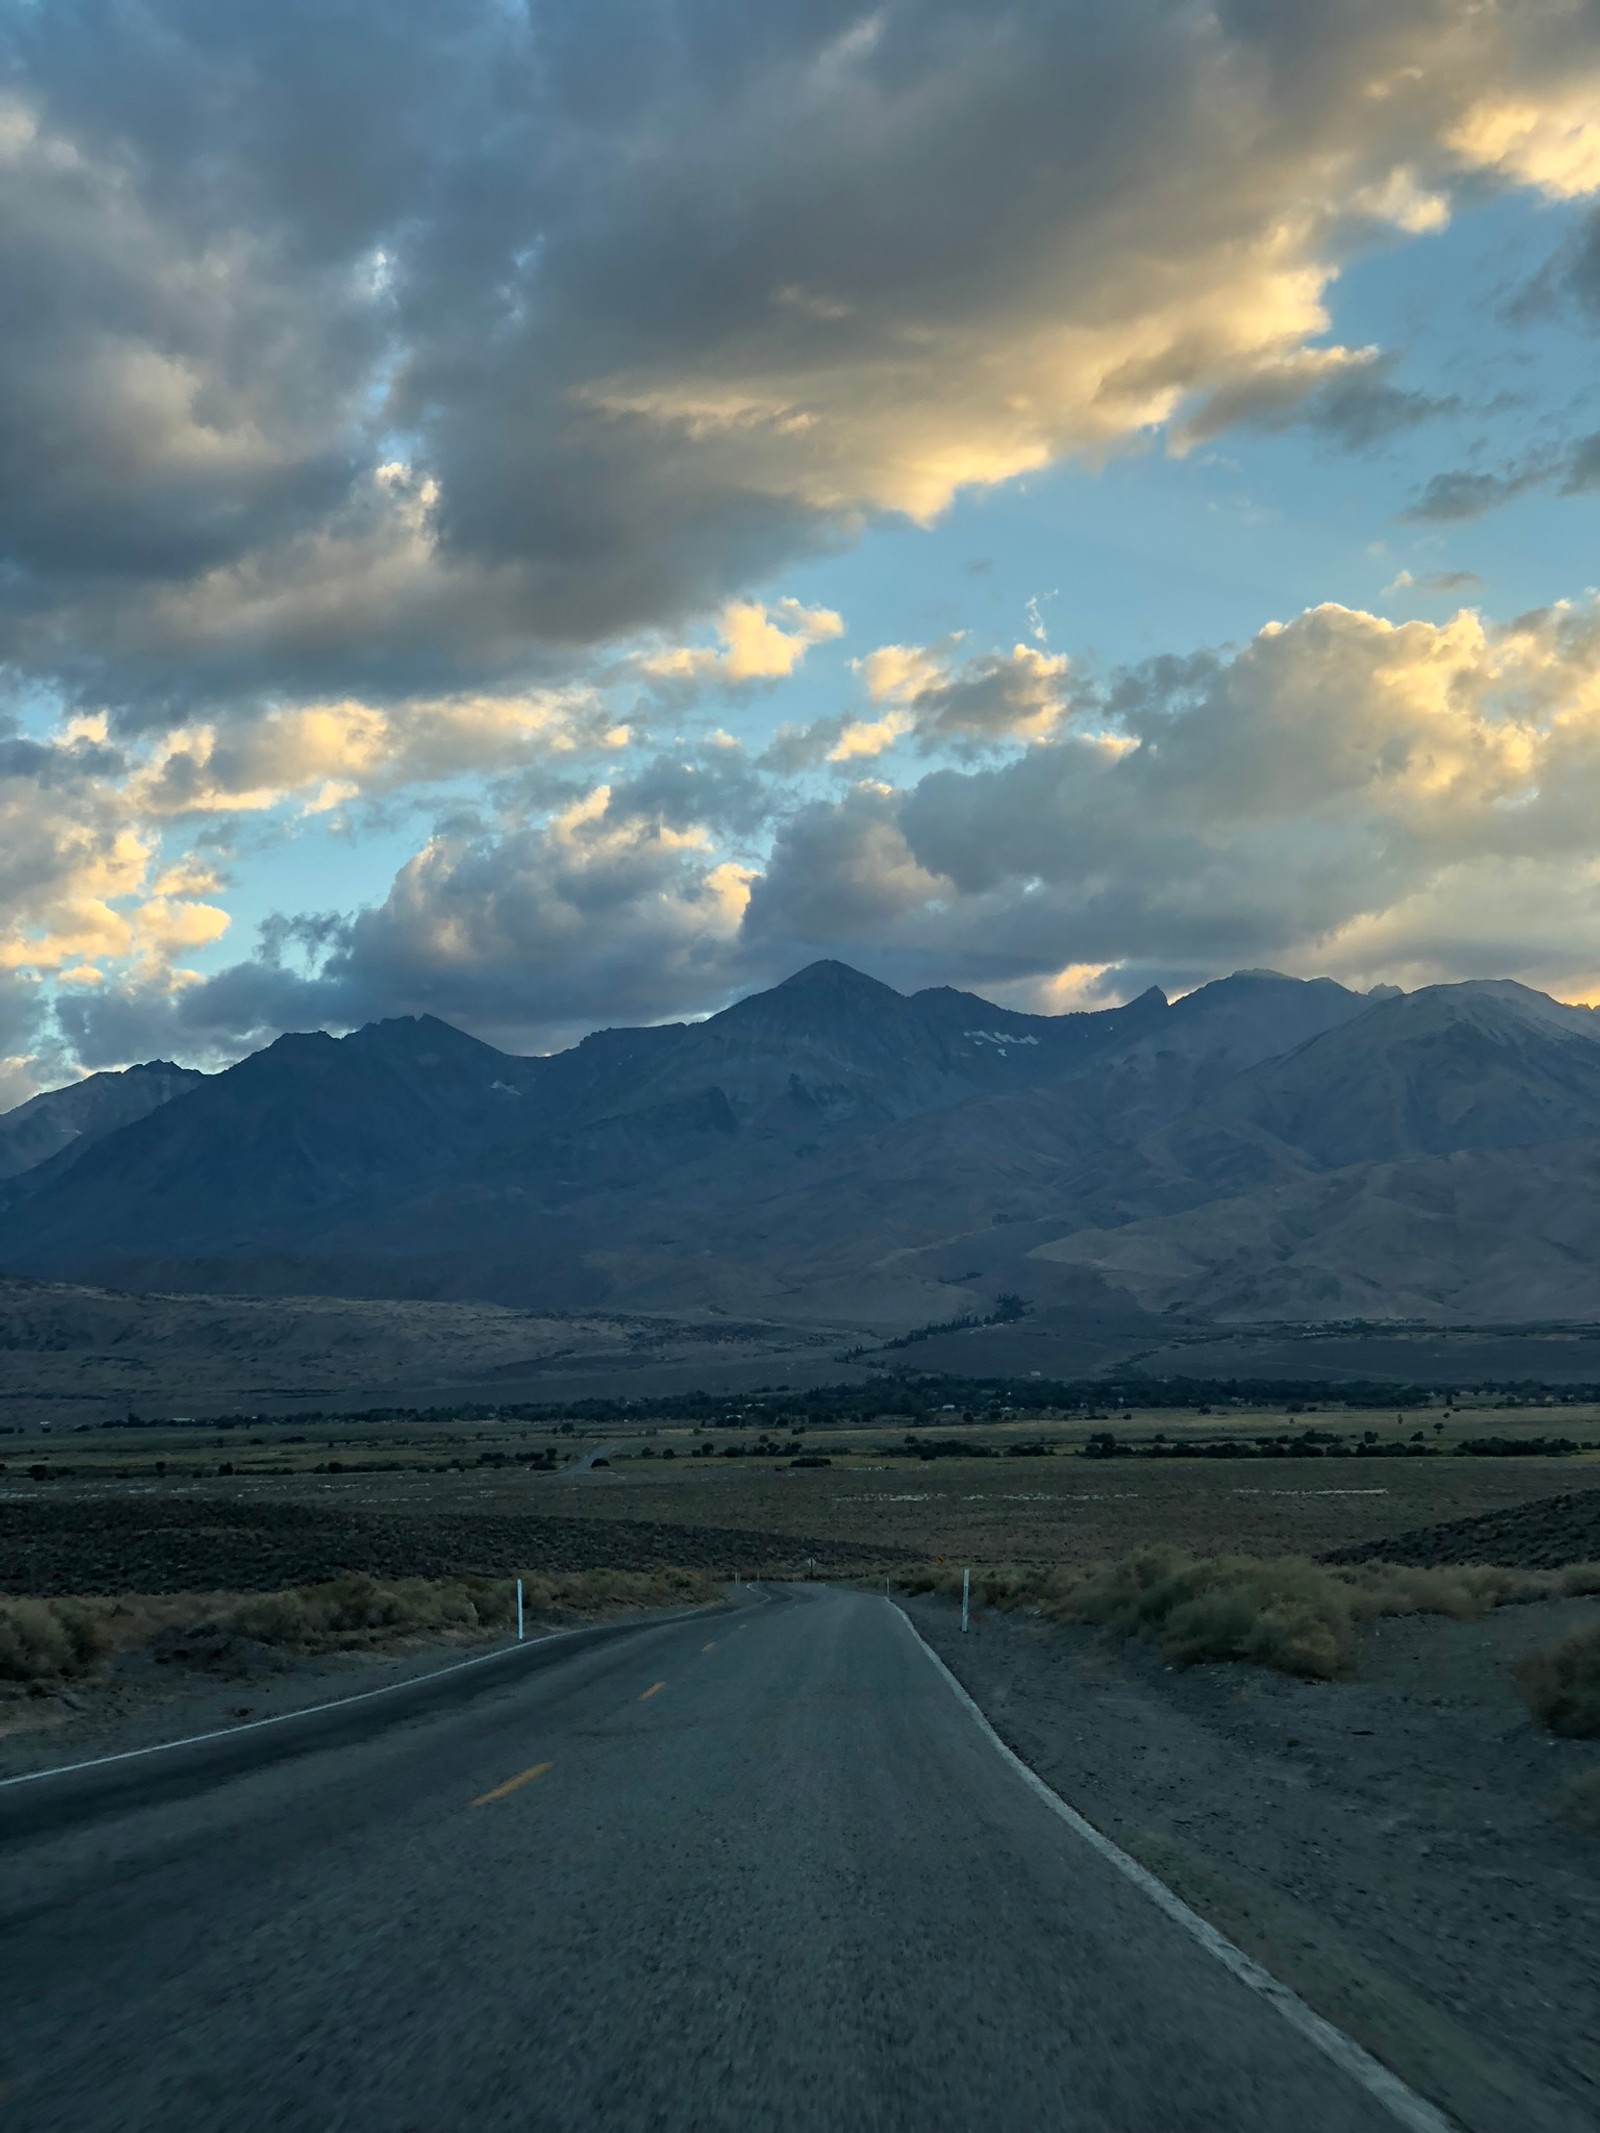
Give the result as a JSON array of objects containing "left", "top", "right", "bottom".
[{"left": 3, "top": 959, "right": 1600, "bottom": 1333}]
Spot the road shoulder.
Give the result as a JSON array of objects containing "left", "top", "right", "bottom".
[{"left": 905, "top": 1591, "right": 1600, "bottom": 2133}]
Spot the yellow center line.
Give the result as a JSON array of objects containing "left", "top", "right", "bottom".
[
  {"left": 471, "top": 1759, "right": 552, "bottom": 1807},
  {"left": 639, "top": 1681, "right": 666, "bottom": 1700},
  {"left": 701, "top": 1640, "right": 716, "bottom": 1651}
]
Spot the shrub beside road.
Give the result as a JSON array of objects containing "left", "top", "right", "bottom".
[
  {"left": 901, "top": 1549, "right": 1600, "bottom": 1678},
  {"left": 0, "top": 1568, "right": 719, "bottom": 1690}
]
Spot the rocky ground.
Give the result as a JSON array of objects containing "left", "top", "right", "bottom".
[{"left": 907, "top": 1588, "right": 1600, "bottom": 2133}]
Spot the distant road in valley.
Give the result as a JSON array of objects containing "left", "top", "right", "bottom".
[{"left": 2, "top": 1590, "right": 1440, "bottom": 2133}]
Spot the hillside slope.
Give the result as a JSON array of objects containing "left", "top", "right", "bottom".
[
  {"left": 0, "top": 1061, "right": 203, "bottom": 1187},
  {"left": 2, "top": 963, "right": 1598, "bottom": 1326}
]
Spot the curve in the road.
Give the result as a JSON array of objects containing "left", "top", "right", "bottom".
[{"left": 2, "top": 1586, "right": 1465, "bottom": 2133}]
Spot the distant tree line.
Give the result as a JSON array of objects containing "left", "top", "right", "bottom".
[{"left": 79, "top": 1368, "right": 1600, "bottom": 1436}]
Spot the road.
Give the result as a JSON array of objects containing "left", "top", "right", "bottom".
[{"left": 1, "top": 1587, "right": 1437, "bottom": 2133}]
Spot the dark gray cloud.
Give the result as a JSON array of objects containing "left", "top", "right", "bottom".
[
  {"left": 1182, "top": 350, "right": 1457, "bottom": 453},
  {"left": 1303, "top": 363, "right": 1459, "bottom": 451},
  {"left": 1509, "top": 200, "right": 1600, "bottom": 324},
  {"left": 2, "top": 0, "right": 1593, "bottom": 722},
  {"left": 1406, "top": 429, "right": 1600, "bottom": 521},
  {"left": 0, "top": 970, "right": 46, "bottom": 1059},
  {"left": 10, "top": 1, "right": 1600, "bottom": 1093},
  {"left": 1558, "top": 431, "right": 1600, "bottom": 494},
  {"left": 605, "top": 745, "right": 776, "bottom": 840},
  {"left": 1405, "top": 458, "right": 1552, "bottom": 521},
  {"left": 1564, "top": 205, "right": 1600, "bottom": 316}
]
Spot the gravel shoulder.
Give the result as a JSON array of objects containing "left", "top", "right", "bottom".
[
  {"left": 0, "top": 1597, "right": 730, "bottom": 1783},
  {"left": 907, "top": 1590, "right": 1600, "bottom": 2133},
  {"left": 0, "top": 1628, "right": 533, "bottom": 1781}
]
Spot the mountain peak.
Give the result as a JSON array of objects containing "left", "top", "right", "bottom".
[
  {"left": 343, "top": 1013, "right": 511, "bottom": 1061},
  {"left": 1364, "top": 979, "right": 1600, "bottom": 1043},
  {"left": 769, "top": 959, "right": 905, "bottom": 1002}
]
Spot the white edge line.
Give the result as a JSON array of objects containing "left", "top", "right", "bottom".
[
  {"left": 0, "top": 1602, "right": 716, "bottom": 1793},
  {"left": 889, "top": 1600, "right": 1458, "bottom": 2133}
]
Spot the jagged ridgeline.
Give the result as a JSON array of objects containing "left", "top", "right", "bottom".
[{"left": 2, "top": 960, "right": 1600, "bottom": 1328}]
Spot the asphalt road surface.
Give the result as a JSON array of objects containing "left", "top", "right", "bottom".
[{"left": 2, "top": 1587, "right": 1438, "bottom": 2133}]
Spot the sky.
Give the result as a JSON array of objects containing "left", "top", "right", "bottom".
[{"left": 6, "top": 0, "right": 1600, "bottom": 1100}]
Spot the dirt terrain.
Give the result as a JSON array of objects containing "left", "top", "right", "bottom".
[
  {"left": 1329, "top": 1487, "right": 1600, "bottom": 1570},
  {"left": 0, "top": 1492, "right": 909, "bottom": 1595},
  {"left": 0, "top": 1277, "right": 864, "bottom": 1429},
  {"left": 7, "top": 1401, "right": 1599, "bottom": 1578},
  {"left": 316, "top": 1442, "right": 1598, "bottom": 1567},
  {"left": 0, "top": 1628, "right": 549, "bottom": 1781},
  {"left": 910, "top": 1589, "right": 1600, "bottom": 2133}
]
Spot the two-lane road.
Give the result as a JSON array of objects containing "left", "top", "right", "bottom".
[{"left": 3, "top": 1587, "right": 1437, "bottom": 2132}]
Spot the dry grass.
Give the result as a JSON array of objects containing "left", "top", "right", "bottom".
[
  {"left": 900, "top": 1552, "right": 1600, "bottom": 1681},
  {"left": 0, "top": 1567, "right": 719, "bottom": 1689},
  {"left": 0, "top": 1597, "right": 113, "bottom": 1683},
  {"left": 401, "top": 1447, "right": 1600, "bottom": 1568},
  {"left": 1518, "top": 1622, "right": 1600, "bottom": 1738},
  {"left": 210, "top": 1566, "right": 716, "bottom": 1652}
]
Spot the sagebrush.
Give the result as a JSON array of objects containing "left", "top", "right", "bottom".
[
  {"left": 0, "top": 1597, "right": 112, "bottom": 1683},
  {"left": 0, "top": 1566, "right": 719, "bottom": 1688},
  {"left": 898, "top": 1552, "right": 1600, "bottom": 1681},
  {"left": 1518, "top": 1622, "right": 1600, "bottom": 1738}
]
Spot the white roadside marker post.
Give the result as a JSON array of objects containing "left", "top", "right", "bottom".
[
  {"left": 962, "top": 1566, "right": 970, "bottom": 1633},
  {"left": 516, "top": 1577, "right": 524, "bottom": 1642}
]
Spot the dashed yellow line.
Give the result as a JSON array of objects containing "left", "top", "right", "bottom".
[
  {"left": 639, "top": 1680, "right": 666, "bottom": 1700},
  {"left": 471, "top": 1759, "right": 552, "bottom": 1807},
  {"left": 702, "top": 1640, "right": 716, "bottom": 1652}
]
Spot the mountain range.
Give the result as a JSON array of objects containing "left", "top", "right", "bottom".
[{"left": 2, "top": 960, "right": 1599, "bottom": 1328}]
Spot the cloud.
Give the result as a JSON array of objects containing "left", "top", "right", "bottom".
[
  {"left": 836, "top": 640, "right": 1073, "bottom": 758},
  {"left": 1554, "top": 203, "right": 1600, "bottom": 317},
  {"left": 167, "top": 785, "right": 756, "bottom": 1057},
  {"left": 1383, "top": 567, "right": 1484, "bottom": 596},
  {"left": 0, "top": 662, "right": 649, "bottom": 1089},
  {"left": 604, "top": 739, "right": 777, "bottom": 841},
  {"left": 102, "top": 592, "right": 1600, "bottom": 1063},
  {"left": 0, "top": 722, "right": 222, "bottom": 980},
  {"left": 3, "top": 2, "right": 1600, "bottom": 719},
  {"left": 133, "top": 686, "right": 628, "bottom": 819},
  {"left": 1406, "top": 428, "right": 1600, "bottom": 522},
  {"left": 763, "top": 598, "right": 1600, "bottom": 1000},
  {"left": 638, "top": 599, "right": 844, "bottom": 687},
  {"left": 765, "top": 638, "right": 1077, "bottom": 767},
  {"left": 14, "top": 7, "right": 1600, "bottom": 1082},
  {"left": 0, "top": 715, "right": 237, "bottom": 1094},
  {"left": 1175, "top": 347, "right": 1456, "bottom": 453},
  {"left": 0, "top": 970, "right": 51, "bottom": 1106},
  {"left": 1445, "top": 79, "right": 1600, "bottom": 199}
]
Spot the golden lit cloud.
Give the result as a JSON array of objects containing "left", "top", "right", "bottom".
[
  {"left": 1447, "top": 82, "right": 1600, "bottom": 198},
  {"left": 832, "top": 640, "right": 1071, "bottom": 758},
  {"left": 641, "top": 599, "right": 844, "bottom": 686},
  {"left": 136, "top": 687, "right": 624, "bottom": 818}
]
